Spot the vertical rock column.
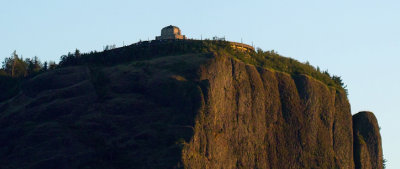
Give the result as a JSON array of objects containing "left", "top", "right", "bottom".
[{"left": 353, "top": 111, "right": 383, "bottom": 169}]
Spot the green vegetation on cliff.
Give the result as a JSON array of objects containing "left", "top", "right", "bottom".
[
  {"left": 1, "top": 40, "right": 346, "bottom": 103},
  {"left": 57, "top": 40, "right": 347, "bottom": 93}
]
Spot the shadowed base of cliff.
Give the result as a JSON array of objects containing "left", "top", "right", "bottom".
[{"left": 0, "top": 52, "right": 383, "bottom": 169}]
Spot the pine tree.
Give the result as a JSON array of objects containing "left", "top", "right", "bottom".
[
  {"left": 42, "top": 61, "right": 48, "bottom": 71},
  {"left": 74, "top": 49, "right": 81, "bottom": 58},
  {"left": 11, "top": 50, "right": 18, "bottom": 77}
]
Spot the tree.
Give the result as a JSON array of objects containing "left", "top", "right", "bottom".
[
  {"left": 32, "top": 56, "right": 42, "bottom": 72},
  {"left": 25, "top": 58, "right": 34, "bottom": 75},
  {"left": 256, "top": 47, "right": 263, "bottom": 54},
  {"left": 2, "top": 56, "right": 14, "bottom": 75},
  {"left": 42, "top": 61, "right": 48, "bottom": 72},
  {"left": 104, "top": 45, "right": 116, "bottom": 51},
  {"left": 10, "top": 51, "right": 27, "bottom": 78},
  {"left": 49, "top": 61, "right": 57, "bottom": 70},
  {"left": 332, "top": 75, "right": 344, "bottom": 87},
  {"left": 74, "top": 49, "right": 81, "bottom": 58},
  {"left": 11, "top": 50, "right": 18, "bottom": 77},
  {"left": 383, "top": 157, "right": 387, "bottom": 169}
]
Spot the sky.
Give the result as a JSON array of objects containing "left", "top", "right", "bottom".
[{"left": 1, "top": 0, "right": 399, "bottom": 167}]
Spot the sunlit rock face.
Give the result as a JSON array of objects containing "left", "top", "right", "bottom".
[{"left": 182, "top": 54, "right": 354, "bottom": 169}]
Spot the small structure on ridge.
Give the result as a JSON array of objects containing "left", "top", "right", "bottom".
[
  {"left": 154, "top": 25, "right": 254, "bottom": 51},
  {"left": 156, "top": 25, "right": 186, "bottom": 40}
]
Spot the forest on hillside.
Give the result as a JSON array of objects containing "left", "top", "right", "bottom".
[{"left": 0, "top": 50, "right": 60, "bottom": 101}]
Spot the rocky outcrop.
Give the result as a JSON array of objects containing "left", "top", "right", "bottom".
[
  {"left": 0, "top": 53, "right": 382, "bottom": 169},
  {"left": 182, "top": 55, "right": 354, "bottom": 169},
  {"left": 353, "top": 111, "right": 383, "bottom": 169}
]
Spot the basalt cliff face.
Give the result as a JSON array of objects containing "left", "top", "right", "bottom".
[
  {"left": 0, "top": 53, "right": 382, "bottom": 169},
  {"left": 353, "top": 111, "right": 383, "bottom": 169},
  {"left": 182, "top": 55, "right": 354, "bottom": 169}
]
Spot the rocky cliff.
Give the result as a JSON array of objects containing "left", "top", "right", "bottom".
[
  {"left": 182, "top": 54, "right": 354, "bottom": 169},
  {"left": 0, "top": 52, "right": 383, "bottom": 169},
  {"left": 353, "top": 111, "right": 383, "bottom": 169}
]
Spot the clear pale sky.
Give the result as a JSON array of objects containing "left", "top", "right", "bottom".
[{"left": 1, "top": 0, "right": 399, "bottom": 168}]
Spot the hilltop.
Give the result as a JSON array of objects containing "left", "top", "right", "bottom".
[
  {"left": 60, "top": 40, "right": 347, "bottom": 90},
  {"left": 0, "top": 40, "right": 382, "bottom": 169}
]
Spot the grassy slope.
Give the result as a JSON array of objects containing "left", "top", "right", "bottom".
[{"left": 60, "top": 40, "right": 347, "bottom": 93}]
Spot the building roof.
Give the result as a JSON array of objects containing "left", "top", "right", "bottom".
[{"left": 163, "top": 25, "right": 180, "bottom": 30}]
